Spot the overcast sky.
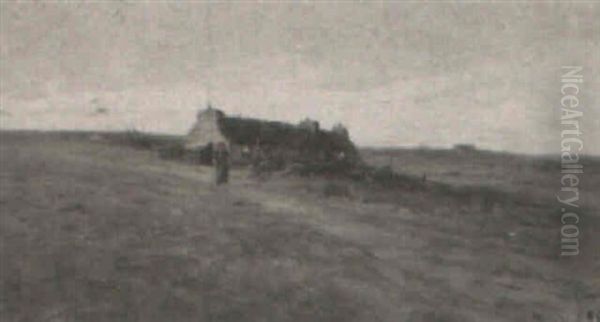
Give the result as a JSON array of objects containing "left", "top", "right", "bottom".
[{"left": 1, "top": 2, "right": 598, "bottom": 154}]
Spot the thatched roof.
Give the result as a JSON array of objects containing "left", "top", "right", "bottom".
[
  {"left": 218, "top": 116, "right": 357, "bottom": 156},
  {"left": 218, "top": 117, "right": 299, "bottom": 146}
]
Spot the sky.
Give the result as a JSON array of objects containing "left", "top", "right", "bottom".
[{"left": 1, "top": 2, "right": 598, "bottom": 154}]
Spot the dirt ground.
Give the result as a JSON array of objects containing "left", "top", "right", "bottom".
[{"left": 1, "top": 132, "right": 598, "bottom": 322}]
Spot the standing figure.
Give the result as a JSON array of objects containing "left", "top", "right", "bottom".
[
  {"left": 213, "top": 142, "right": 230, "bottom": 185},
  {"left": 251, "top": 140, "right": 265, "bottom": 178}
]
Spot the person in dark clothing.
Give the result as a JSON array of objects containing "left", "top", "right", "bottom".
[{"left": 213, "top": 142, "right": 230, "bottom": 185}]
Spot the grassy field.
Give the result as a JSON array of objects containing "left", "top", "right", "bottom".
[
  {"left": 361, "top": 147, "right": 600, "bottom": 211},
  {"left": 1, "top": 131, "right": 598, "bottom": 322}
]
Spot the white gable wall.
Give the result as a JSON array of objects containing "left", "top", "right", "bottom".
[{"left": 184, "top": 109, "right": 229, "bottom": 149}]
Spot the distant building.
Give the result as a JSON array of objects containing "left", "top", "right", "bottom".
[
  {"left": 184, "top": 106, "right": 358, "bottom": 165},
  {"left": 453, "top": 143, "right": 477, "bottom": 153}
]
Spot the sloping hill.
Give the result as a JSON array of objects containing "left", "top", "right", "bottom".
[{"left": 1, "top": 132, "right": 598, "bottom": 322}]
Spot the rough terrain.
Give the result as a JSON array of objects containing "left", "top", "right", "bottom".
[{"left": 1, "top": 132, "right": 598, "bottom": 322}]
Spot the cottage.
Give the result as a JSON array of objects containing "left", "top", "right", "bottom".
[{"left": 184, "top": 106, "right": 358, "bottom": 166}]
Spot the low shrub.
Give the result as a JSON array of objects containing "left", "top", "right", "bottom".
[
  {"left": 158, "top": 143, "right": 186, "bottom": 160},
  {"left": 122, "top": 130, "right": 157, "bottom": 149},
  {"left": 103, "top": 130, "right": 183, "bottom": 151},
  {"left": 367, "top": 165, "right": 425, "bottom": 190}
]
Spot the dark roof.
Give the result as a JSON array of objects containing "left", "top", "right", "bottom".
[{"left": 218, "top": 116, "right": 357, "bottom": 155}]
